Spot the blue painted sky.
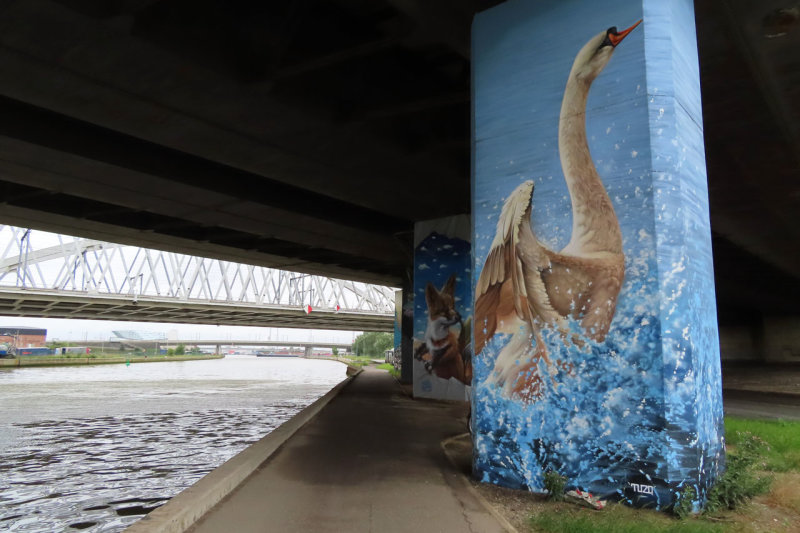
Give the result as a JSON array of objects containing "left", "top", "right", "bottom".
[{"left": 413, "top": 232, "right": 472, "bottom": 340}]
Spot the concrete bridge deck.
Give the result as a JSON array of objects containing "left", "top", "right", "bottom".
[{"left": 132, "top": 368, "right": 506, "bottom": 533}]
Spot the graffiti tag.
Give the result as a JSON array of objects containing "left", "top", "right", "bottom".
[{"left": 629, "top": 483, "right": 655, "bottom": 495}]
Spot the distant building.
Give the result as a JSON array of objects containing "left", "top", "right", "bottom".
[{"left": 0, "top": 326, "right": 47, "bottom": 347}]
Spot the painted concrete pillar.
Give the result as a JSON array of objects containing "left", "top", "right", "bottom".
[
  {"left": 399, "top": 277, "right": 415, "bottom": 384},
  {"left": 412, "top": 215, "right": 473, "bottom": 400},
  {"left": 471, "top": 0, "right": 723, "bottom": 509}
]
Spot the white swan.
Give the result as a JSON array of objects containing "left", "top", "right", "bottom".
[{"left": 475, "top": 21, "right": 641, "bottom": 402}]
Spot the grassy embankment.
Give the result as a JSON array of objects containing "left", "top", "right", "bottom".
[
  {"left": 376, "top": 362, "right": 401, "bottom": 378},
  {"left": 527, "top": 417, "right": 800, "bottom": 533}
]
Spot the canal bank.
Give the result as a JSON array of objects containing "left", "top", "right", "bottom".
[
  {"left": 0, "top": 356, "right": 347, "bottom": 531},
  {"left": 0, "top": 354, "right": 224, "bottom": 367},
  {"left": 129, "top": 368, "right": 506, "bottom": 533}
]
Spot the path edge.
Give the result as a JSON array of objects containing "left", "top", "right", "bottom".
[
  {"left": 441, "top": 433, "right": 519, "bottom": 533},
  {"left": 125, "top": 368, "right": 361, "bottom": 533}
]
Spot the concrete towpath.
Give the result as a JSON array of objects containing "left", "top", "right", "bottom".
[{"left": 188, "top": 368, "right": 507, "bottom": 533}]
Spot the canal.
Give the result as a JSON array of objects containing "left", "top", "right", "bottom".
[{"left": 0, "top": 356, "right": 346, "bottom": 532}]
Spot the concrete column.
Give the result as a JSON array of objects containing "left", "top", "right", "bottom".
[
  {"left": 400, "top": 277, "right": 414, "bottom": 384},
  {"left": 472, "top": 0, "right": 722, "bottom": 510},
  {"left": 304, "top": 346, "right": 313, "bottom": 358},
  {"left": 412, "top": 216, "right": 472, "bottom": 400}
]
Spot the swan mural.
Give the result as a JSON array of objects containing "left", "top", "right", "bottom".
[
  {"left": 473, "top": 0, "right": 723, "bottom": 511},
  {"left": 476, "top": 21, "right": 640, "bottom": 402}
]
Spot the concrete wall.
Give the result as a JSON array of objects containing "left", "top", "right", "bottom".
[
  {"left": 472, "top": 0, "right": 722, "bottom": 510},
  {"left": 718, "top": 325, "right": 760, "bottom": 362},
  {"left": 763, "top": 317, "right": 800, "bottom": 363}
]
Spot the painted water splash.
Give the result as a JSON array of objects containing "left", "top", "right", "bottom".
[{"left": 472, "top": 230, "right": 724, "bottom": 508}]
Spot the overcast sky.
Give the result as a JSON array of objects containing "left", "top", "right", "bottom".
[{"left": 0, "top": 316, "right": 361, "bottom": 343}]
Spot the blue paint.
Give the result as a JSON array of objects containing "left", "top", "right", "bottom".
[{"left": 472, "top": 0, "right": 722, "bottom": 509}]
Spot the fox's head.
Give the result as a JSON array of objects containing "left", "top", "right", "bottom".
[{"left": 425, "top": 274, "right": 458, "bottom": 321}]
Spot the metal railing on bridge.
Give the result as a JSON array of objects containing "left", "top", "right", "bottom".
[{"left": 0, "top": 226, "right": 395, "bottom": 331}]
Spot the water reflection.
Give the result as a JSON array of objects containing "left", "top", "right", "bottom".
[{"left": 0, "top": 356, "right": 345, "bottom": 532}]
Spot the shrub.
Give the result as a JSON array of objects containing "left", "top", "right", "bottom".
[
  {"left": 673, "top": 485, "right": 697, "bottom": 519},
  {"left": 544, "top": 470, "right": 567, "bottom": 502},
  {"left": 705, "top": 432, "right": 772, "bottom": 512}
]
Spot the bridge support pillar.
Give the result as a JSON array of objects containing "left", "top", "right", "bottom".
[
  {"left": 304, "top": 346, "right": 313, "bottom": 358},
  {"left": 215, "top": 344, "right": 221, "bottom": 356},
  {"left": 399, "top": 277, "right": 414, "bottom": 384},
  {"left": 472, "top": 0, "right": 722, "bottom": 510},
  {"left": 411, "top": 215, "right": 472, "bottom": 400}
]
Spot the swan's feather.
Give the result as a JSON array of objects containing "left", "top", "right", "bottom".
[{"left": 475, "top": 181, "right": 562, "bottom": 354}]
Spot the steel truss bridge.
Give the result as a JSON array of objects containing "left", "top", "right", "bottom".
[{"left": 0, "top": 226, "right": 395, "bottom": 331}]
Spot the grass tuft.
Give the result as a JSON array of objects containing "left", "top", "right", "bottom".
[
  {"left": 706, "top": 432, "right": 772, "bottom": 512},
  {"left": 531, "top": 504, "right": 729, "bottom": 533},
  {"left": 543, "top": 471, "right": 567, "bottom": 502}
]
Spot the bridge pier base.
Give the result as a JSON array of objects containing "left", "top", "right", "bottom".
[
  {"left": 399, "top": 277, "right": 414, "bottom": 384},
  {"left": 471, "top": 0, "right": 723, "bottom": 510}
]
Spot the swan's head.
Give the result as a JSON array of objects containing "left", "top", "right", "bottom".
[{"left": 570, "top": 20, "right": 642, "bottom": 83}]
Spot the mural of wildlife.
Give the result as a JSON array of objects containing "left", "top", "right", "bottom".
[
  {"left": 414, "top": 274, "right": 472, "bottom": 385},
  {"left": 475, "top": 21, "right": 641, "bottom": 402}
]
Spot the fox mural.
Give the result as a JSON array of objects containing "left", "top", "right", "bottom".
[
  {"left": 412, "top": 219, "right": 473, "bottom": 401},
  {"left": 414, "top": 274, "right": 472, "bottom": 385}
]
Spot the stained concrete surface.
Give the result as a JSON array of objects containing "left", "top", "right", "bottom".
[
  {"left": 722, "top": 364, "right": 800, "bottom": 420},
  {"left": 189, "top": 369, "right": 506, "bottom": 533}
]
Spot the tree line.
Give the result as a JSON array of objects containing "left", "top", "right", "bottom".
[{"left": 351, "top": 332, "right": 393, "bottom": 357}]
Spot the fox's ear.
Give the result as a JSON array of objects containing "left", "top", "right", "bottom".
[
  {"left": 442, "top": 274, "right": 457, "bottom": 296},
  {"left": 425, "top": 282, "right": 438, "bottom": 306}
]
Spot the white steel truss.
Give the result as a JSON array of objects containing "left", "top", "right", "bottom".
[{"left": 0, "top": 225, "right": 395, "bottom": 314}]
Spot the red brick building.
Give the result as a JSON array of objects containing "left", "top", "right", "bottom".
[{"left": 0, "top": 326, "right": 47, "bottom": 348}]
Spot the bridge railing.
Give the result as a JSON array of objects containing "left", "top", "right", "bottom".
[{"left": 0, "top": 225, "right": 395, "bottom": 313}]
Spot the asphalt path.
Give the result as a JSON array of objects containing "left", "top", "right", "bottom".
[
  {"left": 723, "top": 389, "right": 800, "bottom": 420},
  {"left": 190, "top": 369, "right": 506, "bottom": 533}
]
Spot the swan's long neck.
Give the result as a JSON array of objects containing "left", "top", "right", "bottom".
[{"left": 558, "top": 74, "right": 623, "bottom": 256}]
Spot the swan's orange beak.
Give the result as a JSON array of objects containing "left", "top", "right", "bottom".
[{"left": 609, "top": 19, "right": 642, "bottom": 46}]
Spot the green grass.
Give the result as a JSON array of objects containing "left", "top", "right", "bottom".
[
  {"left": 725, "top": 417, "right": 800, "bottom": 472},
  {"left": 340, "top": 355, "right": 381, "bottom": 367},
  {"left": 531, "top": 504, "right": 730, "bottom": 533},
  {"left": 526, "top": 417, "right": 800, "bottom": 532},
  {"left": 375, "top": 362, "right": 401, "bottom": 378}
]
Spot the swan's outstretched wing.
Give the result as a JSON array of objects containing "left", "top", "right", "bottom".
[{"left": 474, "top": 181, "right": 561, "bottom": 354}]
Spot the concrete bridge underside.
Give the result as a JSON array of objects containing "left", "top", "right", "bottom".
[
  {"left": 0, "top": 1, "right": 797, "bottom": 360},
  {"left": 0, "top": 288, "right": 393, "bottom": 331}
]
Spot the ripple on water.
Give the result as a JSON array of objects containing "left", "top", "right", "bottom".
[
  {"left": 0, "top": 405, "right": 317, "bottom": 531},
  {"left": 0, "top": 357, "right": 344, "bottom": 532}
]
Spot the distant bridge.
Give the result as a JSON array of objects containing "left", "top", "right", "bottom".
[
  {"left": 0, "top": 226, "right": 395, "bottom": 332},
  {"left": 121, "top": 340, "right": 354, "bottom": 349}
]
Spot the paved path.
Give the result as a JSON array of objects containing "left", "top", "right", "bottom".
[
  {"left": 190, "top": 369, "right": 506, "bottom": 533},
  {"left": 723, "top": 389, "right": 800, "bottom": 420}
]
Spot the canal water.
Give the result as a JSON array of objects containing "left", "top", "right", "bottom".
[{"left": 0, "top": 356, "right": 346, "bottom": 532}]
